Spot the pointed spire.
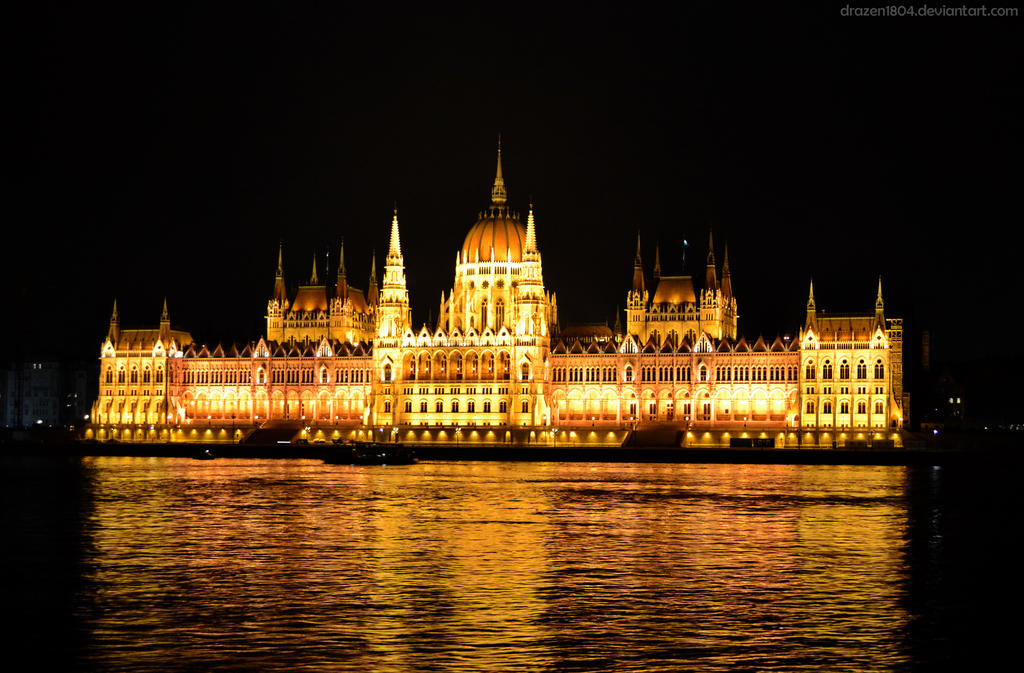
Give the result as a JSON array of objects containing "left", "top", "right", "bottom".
[
  {"left": 806, "top": 278, "right": 817, "bottom": 332},
  {"left": 705, "top": 229, "right": 718, "bottom": 292},
  {"left": 438, "top": 291, "right": 446, "bottom": 331},
  {"left": 613, "top": 306, "right": 623, "bottom": 335},
  {"left": 525, "top": 201, "right": 538, "bottom": 253},
  {"left": 273, "top": 241, "right": 287, "bottom": 302},
  {"left": 653, "top": 244, "right": 662, "bottom": 280},
  {"left": 632, "top": 233, "right": 645, "bottom": 294},
  {"left": 490, "top": 133, "right": 507, "bottom": 206},
  {"left": 309, "top": 255, "right": 319, "bottom": 284},
  {"left": 335, "top": 238, "right": 348, "bottom": 300},
  {"left": 367, "top": 251, "right": 379, "bottom": 306},
  {"left": 161, "top": 297, "right": 169, "bottom": 322},
  {"left": 108, "top": 299, "right": 120, "bottom": 342},
  {"left": 876, "top": 276, "right": 884, "bottom": 310},
  {"left": 388, "top": 205, "right": 402, "bottom": 259},
  {"left": 721, "top": 244, "right": 732, "bottom": 298}
]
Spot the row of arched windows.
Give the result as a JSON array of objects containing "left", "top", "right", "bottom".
[
  {"left": 553, "top": 367, "right": 618, "bottom": 383},
  {"left": 805, "top": 400, "right": 886, "bottom": 415},
  {"left": 805, "top": 359, "right": 885, "bottom": 380},
  {"left": 104, "top": 366, "right": 164, "bottom": 385},
  {"left": 403, "top": 398, "right": 511, "bottom": 414}
]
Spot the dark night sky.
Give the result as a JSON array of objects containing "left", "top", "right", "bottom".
[{"left": 8, "top": 3, "right": 1021, "bottom": 382}]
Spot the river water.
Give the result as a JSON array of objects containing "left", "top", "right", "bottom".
[{"left": 2, "top": 456, "right": 1014, "bottom": 671}]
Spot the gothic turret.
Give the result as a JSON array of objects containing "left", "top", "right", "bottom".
[
  {"left": 367, "top": 252, "right": 379, "bottom": 307},
  {"left": 653, "top": 243, "right": 662, "bottom": 281},
  {"left": 721, "top": 244, "right": 732, "bottom": 299},
  {"left": 377, "top": 209, "right": 410, "bottom": 338},
  {"left": 806, "top": 278, "right": 817, "bottom": 332},
  {"left": 632, "top": 234, "right": 645, "bottom": 294}
]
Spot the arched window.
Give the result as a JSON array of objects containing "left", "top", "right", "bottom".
[
  {"left": 143, "top": 368, "right": 151, "bottom": 383},
  {"left": 875, "top": 400, "right": 884, "bottom": 414},
  {"left": 320, "top": 367, "right": 329, "bottom": 384},
  {"left": 823, "top": 401, "right": 832, "bottom": 414},
  {"left": 468, "top": 400, "right": 476, "bottom": 413},
  {"left": 521, "top": 362, "right": 530, "bottom": 380},
  {"left": 452, "top": 400, "right": 460, "bottom": 413},
  {"left": 839, "top": 361, "right": 850, "bottom": 379},
  {"left": 840, "top": 401, "right": 850, "bottom": 414},
  {"left": 480, "top": 298, "right": 488, "bottom": 331},
  {"left": 436, "top": 400, "right": 443, "bottom": 413},
  {"left": 522, "top": 400, "right": 529, "bottom": 413},
  {"left": 383, "top": 363, "right": 392, "bottom": 381},
  {"left": 130, "top": 368, "right": 138, "bottom": 384},
  {"left": 805, "top": 361, "right": 816, "bottom": 379},
  {"left": 420, "top": 400, "right": 428, "bottom": 413},
  {"left": 105, "top": 368, "right": 113, "bottom": 384},
  {"left": 806, "top": 400, "right": 815, "bottom": 414},
  {"left": 624, "top": 365, "right": 633, "bottom": 382},
  {"left": 856, "top": 360, "right": 867, "bottom": 379},
  {"left": 857, "top": 401, "right": 867, "bottom": 414},
  {"left": 483, "top": 400, "right": 491, "bottom": 413},
  {"left": 495, "top": 299, "right": 504, "bottom": 328},
  {"left": 404, "top": 400, "right": 412, "bottom": 413},
  {"left": 699, "top": 365, "right": 708, "bottom": 382},
  {"left": 257, "top": 368, "right": 265, "bottom": 384},
  {"left": 499, "top": 400, "right": 507, "bottom": 413},
  {"left": 822, "top": 361, "right": 833, "bottom": 379},
  {"left": 874, "top": 360, "right": 885, "bottom": 379}
]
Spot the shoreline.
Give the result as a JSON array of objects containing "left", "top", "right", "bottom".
[{"left": 1, "top": 441, "right": 1018, "bottom": 466}]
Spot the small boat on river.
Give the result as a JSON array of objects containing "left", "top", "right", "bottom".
[
  {"left": 323, "top": 441, "right": 416, "bottom": 465},
  {"left": 194, "top": 448, "right": 216, "bottom": 460}
]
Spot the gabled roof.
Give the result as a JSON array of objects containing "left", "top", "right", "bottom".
[
  {"left": 752, "top": 336, "right": 768, "bottom": 352},
  {"left": 770, "top": 336, "right": 787, "bottom": 352},
  {"left": 603, "top": 340, "right": 618, "bottom": 354},
  {"left": 551, "top": 340, "right": 568, "bottom": 354},
  {"left": 659, "top": 338, "right": 675, "bottom": 354},
  {"left": 642, "top": 336, "right": 659, "bottom": 353},
  {"left": 586, "top": 341, "right": 602, "bottom": 354},
  {"left": 817, "top": 315, "right": 876, "bottom": 342},
  {"left": 569, "top": 340, "right": 585, "bottom": 354},
  {"left": 734, "top": 337, "right": 750, "bottom": 353},
  {"left": 716, "top": 339, "right": 732, "bottom": 353}
]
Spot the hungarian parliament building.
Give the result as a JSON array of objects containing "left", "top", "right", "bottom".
[{"left": 88, "top": 147, "right": 905, "bottom": 447}]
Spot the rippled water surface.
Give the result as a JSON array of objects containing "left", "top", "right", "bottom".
[{"left": 3, "top": 457, "right": 1014, "bottom": 671}]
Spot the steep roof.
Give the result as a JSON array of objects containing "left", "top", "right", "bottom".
[
  {"left": 817, "top": 315, "right": 877, "bottom": 341},
  {"left": 651, "top": 276, "right": 697, "bottom": 305}
]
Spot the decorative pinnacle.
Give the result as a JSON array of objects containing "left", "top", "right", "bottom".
[
  {"left": 653, "top": 244, "right": 662, "bottom": 278},
  {"left": 634, "top": 233, "right": 642, "bottom": 265},
  {"left": 310, "top": 255, "right": 318, "bottom": 284},
  {"left": 491, "top": 133, "right": 507, "bottom": 206},
  {"left": 388, "top": 206, "right": 402, "bottom": 258},
  {"left": 276, "top": 240, "right": 284, "bottom": 276},
  {"left": 111, "top": 298, "right": 118, "bottom": 322},
  {"left": 707, "top": 229, "right": 716, "bottom": 266},
  {"left": 808, "top": 278, "right": 816, "bottom": 309},
  {"left": 525, "top": 201, "right": 537, "bottom": 252},
  {"left": 876, "top": 276, "right": 884, "bottom": 309},
  {"left": 161, "top": 297, "right": 168, "bottom": 322},
  {"left": 338, "top": 237, "right": 346, "bottom": 277}
]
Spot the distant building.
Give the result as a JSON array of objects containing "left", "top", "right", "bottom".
[
  {"left": 2, "top": 360, "right": 92, "bottom": 429},
  {"left": 87, "top": 144, "right": 904, "bottom": 446}
]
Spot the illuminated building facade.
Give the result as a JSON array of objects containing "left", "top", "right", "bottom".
[{"left": 88, "top": 146, "right": 904, "bottom": 446}]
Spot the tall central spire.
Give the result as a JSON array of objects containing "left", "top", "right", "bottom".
[
  {"left": 491, "top": 133, "right": 507, "bottom": 206},
  {"left": 388, "top": 205, "right": 402, "bottom": 260}
]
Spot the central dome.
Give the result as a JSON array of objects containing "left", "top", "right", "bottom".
[{"left": 462, "top": 208, "right": 526, "bottom": 263}]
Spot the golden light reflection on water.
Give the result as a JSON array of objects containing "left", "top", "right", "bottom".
[{"left": 78, "top": 458, "right": 910, "bottom": 672}]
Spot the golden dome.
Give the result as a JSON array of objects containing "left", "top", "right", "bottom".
[{"left": 461, "top": 208, "right": 526, "bottom": 263}]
